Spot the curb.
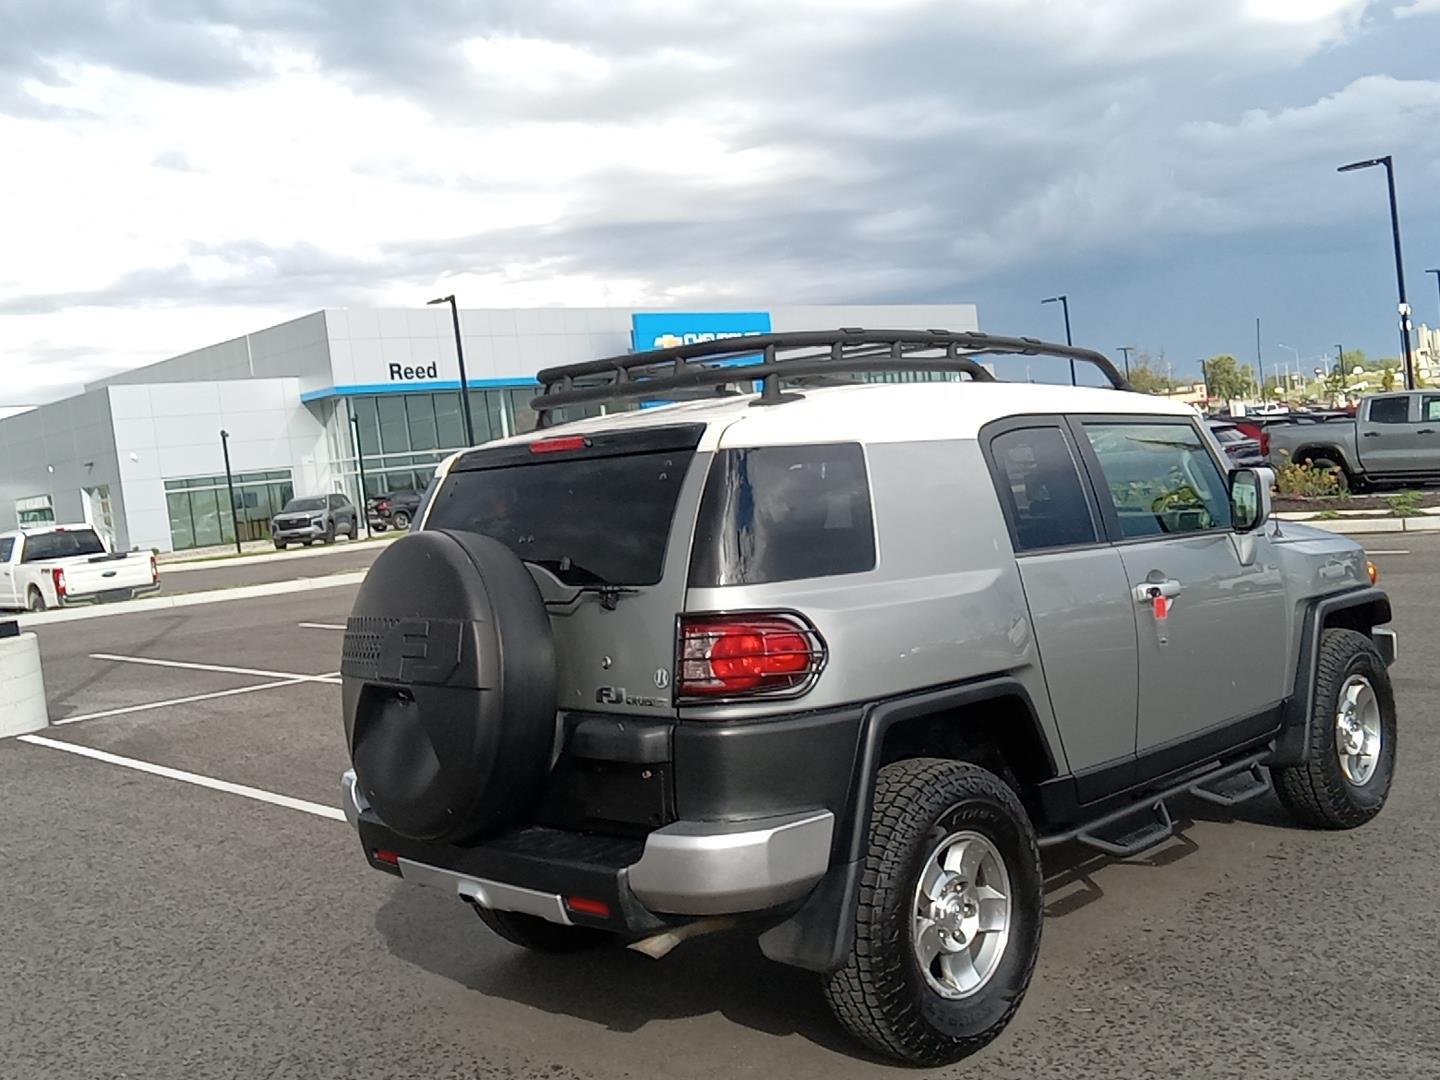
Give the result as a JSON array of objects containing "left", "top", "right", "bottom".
[
  {"left": 1276, "top": 515, "right": 1440, "bottom": 534},
  {"left": 161, "top": 533, "right": 399, "bottom": 574},
  {"left": 17, "top": 571, "right": 366, "bottom": 628}
]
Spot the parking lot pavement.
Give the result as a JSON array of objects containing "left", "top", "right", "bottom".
[{"left": 2, "top": 571, "right": 1439, "bottom": 1078}]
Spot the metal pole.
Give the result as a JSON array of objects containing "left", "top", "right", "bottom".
[
  {"left": 1427, "top": 269, "right": 1440, "bottom": 321},
  {"left": 1334, "top": 344, "right": 1344, "bottom": 376},
  {"left": 430, "top": 295, "right": 475, "bottom": 446},
  {"left": 348, "top": 400, "right": 371, "bottom": 539},
  {"left": 1042, "top": 295, "right": 1075, "bottom": 384},
  {"left": 1381, "top": 158, "right": 1414, "bottom": 390},
  {"left": 1117, "top": 346, "right": 1133, "bottom": 378},
  {"left": 219, "top": 429, "right": 242, "bottom": 555},
  {"left": 1255, "top": 317, "right": 1265, "bottom": 399}
]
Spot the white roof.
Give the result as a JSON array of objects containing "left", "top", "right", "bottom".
[{"left": 496, "top": 381, "right": 1200, "bottom": 451}]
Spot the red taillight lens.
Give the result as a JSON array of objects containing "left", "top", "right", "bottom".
[
  {"left": 373, "top": 848, "right": 399, "bottom": 867},
  {"left": 51, "top": 567, "right": 67, "bottom": 599},
  {"left": 564, "top": 895, "right": 611, "bottom": 918},
  {"left": 1259, "top": 430, "right": 1270, "bottom": 456},
  {"left": 149, "top": 553, "right": 159, "bottom": 584},
  {"left": 529, "top": 435, "right": 588, "bottom": 454},
  {"left": 679, "top": 614, "right": 825, "bottom": 699}
]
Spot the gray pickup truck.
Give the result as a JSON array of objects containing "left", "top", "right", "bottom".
[{"left": 1266, "top": 390, "right": 1440, "bottom": 490}]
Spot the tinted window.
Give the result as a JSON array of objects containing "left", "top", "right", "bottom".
[
  {"left": 426, "top": 445, "right": 697, "bottom": 586},
  {"left": 0, "top": 538, "right": 12, "bottom": 562},
  {"left": 690, "top": 443, "right": 875, "bottom": 586},
  {"left": 988, "top": 427, "right": 1096, "bottom": 552},
  {"left": 282, "top": 497, "right": 326, "bottom": 513},
  {"left": 1084, "top": 422, "right": 1231, "bottom": 538},
  {"left": 22, "top": 529, "right": 106, "bottom": 561},
  {"left": 1368, "top": 396, "right": 1410, "bottom": 424},
  {"left": 1423, "top": 396, "right": 1440, "bottom": 423}
]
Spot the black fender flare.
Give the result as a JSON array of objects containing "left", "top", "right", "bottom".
[
  {"left": 1268, "top": 586, "right": 1392, "bottom": 766},
  {"left": 757, "top": 675, "right": 1047, "bottom": 973}
]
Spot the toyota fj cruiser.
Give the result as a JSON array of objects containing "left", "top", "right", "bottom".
[{"left": 341, "top": 330, "right": 1397, "bottom": 1066}]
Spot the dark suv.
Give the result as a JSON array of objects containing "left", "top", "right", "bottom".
[
  {"left": 340, "top": 330, "right": 1397, "bottom": 1066},
  {"left": 366, "top": 490, "right": 422, "bottom": 532}
]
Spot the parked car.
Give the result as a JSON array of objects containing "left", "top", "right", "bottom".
[
  {"left": 366, "top": 490, "right": 422, "bottom": 532},
  {"left": 271, "top": 494, "right": 358, "bottom": 548},
  {"left": 0, "top": 524, "right": 159, "bottom": 611},
  {"left": 1207, "top": 418, "right": 1266, "bottom": 467},
  {"left": 1265, "top": 390, "right": 1440, "bottom": 490},
  {"left": 339, "top": 330, "right": 1397, "bottom": 1066}
]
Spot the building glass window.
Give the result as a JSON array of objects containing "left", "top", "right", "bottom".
[
  {"left": 377, "top": 396, "right": 410, "bottom": 453},
  {"left": 434, "top": 392, "right": 465, "bottom": 447},
  {"left": 406, "top": 394, "right": 439, "bottom": 451},
  {"left": 163, "top": 470, "right": 294, "bottom": 551}
]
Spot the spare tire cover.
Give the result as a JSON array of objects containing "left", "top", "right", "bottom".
[{"left": 341, "top": 529, "right": 556, "bottom": 842}]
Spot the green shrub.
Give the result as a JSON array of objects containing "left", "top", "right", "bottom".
[{"left": 1384, "top": 491, "right": 1423, "bottom": 517}]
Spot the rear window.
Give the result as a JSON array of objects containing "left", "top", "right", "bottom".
[
  {"left": 425, "top": 434, "right": 699, "bottom": 586},
  {"left": 1210, "top": 426, "right": 1245, "bottom": 444},
  {"left": 689, "top": 443, "right": 876, "bottom": 587},
  {"left": 23, "top": 529, "right": 105, "bottom": 561}
]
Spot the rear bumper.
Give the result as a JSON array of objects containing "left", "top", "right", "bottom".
[
  {"left": 59, "top": 580, "right": 160, "bottom": 606},
  {"left": 342, "top": 769, "right": 833, "bottom": 928}
]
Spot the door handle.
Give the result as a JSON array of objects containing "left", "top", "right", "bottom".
[
  {"left": 1134, "top": 580, "right": 1182, "bottom": 602},
  {"left": 1362, "top": 431, "right": 1379, "bottom": 437}
]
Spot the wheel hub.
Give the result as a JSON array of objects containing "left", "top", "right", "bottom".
[
  {"left": 912, "top": 831, "right": 1012, "bottom": 999},
  {"left": 1334, "top": 674, "right": 1382, "bottom": 786}
]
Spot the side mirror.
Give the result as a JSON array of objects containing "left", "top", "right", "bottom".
[{"left": 1231, "top": 467, "right": 1273, "bottom": 532}]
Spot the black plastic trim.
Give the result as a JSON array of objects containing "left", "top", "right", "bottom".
[
  {"left": 1269, "top": 586, "right": 1392, "bottom": 766},
  {"left": 449, "top": 423, "right": 704, "bottom": 473}
]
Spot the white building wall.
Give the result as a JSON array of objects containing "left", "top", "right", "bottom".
[{"left": 108, "top": 378, "right": 332, "bottom": 552}]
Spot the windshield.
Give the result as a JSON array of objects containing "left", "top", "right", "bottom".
[
  {"left": 282, "top": 498, "right": 326, "bottom": 513},
  {"left": 426, "top": 442, "right": 698, "bottom": 586},
  {"left": 23, "top": 529, "right": 106, "bottom": 561}
]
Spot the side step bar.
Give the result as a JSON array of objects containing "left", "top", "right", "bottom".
[{"left": 1038, "top": 751, "right": 1271, "bottom": 859}]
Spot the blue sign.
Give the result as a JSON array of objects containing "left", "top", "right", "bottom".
[{"left": 630, "top": 311, "right": 771, "bottom": 353}]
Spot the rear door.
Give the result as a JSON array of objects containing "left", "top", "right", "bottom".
[
  {"left": 1074, "top": 418, "right": 1288, "bottom": 768},
  {"left": 1416, "top": 395, "right": 1440, "bottom": 473},
  {"left": 0, "top": 538, "right": 16, "bottom": 607},
  {"left": 1356, "top": 394, "right": 1419, "bottom": 473},
  {"left": 982, "top": 420, "right": 1139, "bottom": 793},
  {"left": 423, "top": 424, "right": 710, "bottom": 717}
]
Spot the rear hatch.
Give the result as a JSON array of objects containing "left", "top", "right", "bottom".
[{"left": 422, "top": 423, "right": 711, "bottom": 720}]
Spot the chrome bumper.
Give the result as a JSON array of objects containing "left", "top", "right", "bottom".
[{"left": 341, "top": 769, "right": 833, "bottom": 922}]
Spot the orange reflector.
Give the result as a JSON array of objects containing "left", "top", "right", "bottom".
[
  {"left": 1367, "top": 560, "right": 1379, "bottom": 585},
  {"left": 529, "top": 436, "right": 588, "bottom": 454},
  {"left": 373, "top": 848, "right": 399, "bottom": 867},
  {"left": 565, "top": 895, "right": 610, "bottom": 918}
]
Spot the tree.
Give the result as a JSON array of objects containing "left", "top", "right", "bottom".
[
  {"left": 1202, "top": 354, "right": 1254, "bottom": 401},
  {"left": 1381, "top": 366, "right": 1397, "bottom": 392},
  {"left": 1127, "top": 352, "right": 1176, "bottom": 395}
]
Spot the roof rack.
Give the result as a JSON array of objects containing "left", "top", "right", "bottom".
[{"left": 532, "top": 328, "right": 1131, "bottom": 424}]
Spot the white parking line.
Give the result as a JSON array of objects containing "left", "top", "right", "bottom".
[
  {"left": 90, "top": 653, "right": 343, "bottom": 684},
  {"left": 17, "top": 734, "right": 346, "bottom": 821},
  {"left": 1367, "top": 549, "right": 1410, "bottom": 556},
  {"left": 298, "top": 622, "right": 346, "bottom": 631},
  {"left": 54, "top": 677, "right": 314, "bottom": 725}
]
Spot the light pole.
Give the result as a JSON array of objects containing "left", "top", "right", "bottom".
[
  {"left": 1255, "top": 317, "right": 1266, "bottom": 399},
  {"left": 1427, "top": 269, "right": 1440, "bottom": 321},
  {"left": 1041, "top": 295, "right": 1074, "bottom": 385},
  {"left": 219, "top": 429, "right": 242, "bottom": 555},
  {"left": 1338, "top": 156, "right": 1414, "bottom": 389},
  {"left": 428, "top": 295, "right": 475, "bottom": 446},
  {"left": 1117, "top": 346, "right": 1134, "bottom": 379},
  {"left": 347, "top": 400, "right": 371, "bottom": 539},
  {"left": 1334, "top": 344, "right": 1344, "bottom": 376}
]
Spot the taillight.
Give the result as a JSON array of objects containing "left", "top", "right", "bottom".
[
  {"left": 529, "top": 435, "right": 589, "bottom": 454},
  {"left": 150, "top": 553, "right": 159, "bottom": 584},
  {"left": 678, "top": 613, "right": 825, "bottom": 699},
  {"left": 1260, "top": 430, "right": 1270, "bottom": 456},
  {"left": 51, "top": 567, "right": 67, "bottom": 600}
]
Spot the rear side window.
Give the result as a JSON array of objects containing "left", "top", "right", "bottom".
[
  {"left": 0, "top": 538, "right": 12, "bottom": 561},
  {"left": 1368, "top": 397, "right": 1410, "bottom": 424},
  {"left": 689, "top": 443, "right": 875, "bottom": 586},
  {"left": 987, "top": 427, "right": 1097, "bottom": 552},
  {"left": 425, "top": 439, "right": 698, "bottom": 586},
  {"left": 22, "top": 529, "right": 105, "bottom": 561}
]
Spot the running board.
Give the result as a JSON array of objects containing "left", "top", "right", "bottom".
[{"left": 1039, "top": 751, "right": 1271, "bottom": 858}]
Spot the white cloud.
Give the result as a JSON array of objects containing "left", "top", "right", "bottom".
[{"left": 1394, "top": 0, "right": 1440, "bottom": 16}]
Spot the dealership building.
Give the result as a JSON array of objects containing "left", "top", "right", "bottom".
[{"left": 0, "top": 304, "right": 978, "bottom": 553}]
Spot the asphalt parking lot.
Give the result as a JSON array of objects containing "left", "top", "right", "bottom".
[{"left": 3, "top": 539, "right": 1438, "bottom": 1079}]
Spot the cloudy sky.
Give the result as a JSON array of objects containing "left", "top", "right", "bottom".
[{"left": 3, "top": 0, "right": 1440, "bottom": 406}]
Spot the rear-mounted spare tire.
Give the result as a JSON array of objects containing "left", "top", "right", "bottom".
[{"left": 341, "top": 530, "right": 556, "bottom": 843}]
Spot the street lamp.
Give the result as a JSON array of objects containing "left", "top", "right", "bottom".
[
  {"left": 1338, "top": 156, "right": 1414, "bottom": 389},
  {"left": 1040, "top": 295, "right": 1075, "bottom": 385},
  {"left": 1427, "top": 269, "right": 1440, "bottom": 321},
  {"left": 427, "top": 295, "right": 475, "bottom": 446},
  {"left": 1117, "top": 346, "right": 1134, "bottom": 379},
  {"left": 1334, "top": 344, "right": 1344, "bottom": 376},
  {"left": 347, "top": 400, "right": 371, "bottom": 539},
  {"left": 219, "top": 429, "right": 242, "bottom": 556}
]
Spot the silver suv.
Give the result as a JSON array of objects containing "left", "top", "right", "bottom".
[{"left": 340, "top": 330, "right": 1398, "bottom": 1066}]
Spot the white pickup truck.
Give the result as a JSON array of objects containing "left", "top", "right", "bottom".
[{"left": 0, "top": 525, "right": 160, "bottom": 612}]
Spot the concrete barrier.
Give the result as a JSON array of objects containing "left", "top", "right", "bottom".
[{"left": 0, "top": 631, "right": 48, "bottom": 738}]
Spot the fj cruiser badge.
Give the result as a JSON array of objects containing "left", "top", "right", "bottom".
[{"left": 596, "top": 686, "right": 665, "bottom": 708}]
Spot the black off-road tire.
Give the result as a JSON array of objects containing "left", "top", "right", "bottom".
[
  {"left": 475, "top": 907, "right": 609, "bottom": 953},
  {"left": 274, "top": 540, "right": 287, "bottom": 550},
  {"left": 323, "top": 521, "right": 336, "bottom": 545},
  {"left": 1273, "top": 628, "right": 1396, "bottom": 829},
  {"left": 26, "top": 586, "right": 46, "bottom": 612},
  {"left": 392, "top": 510, "right": 411, "bottom": 530},
  {"left": 348, "top": 519, "right": 359, "bottom": 540},
  {"left": 824, "top": 758, "right": 1043, "bottom": 1067},
  {"left": 1307, "top": 455, "right": 1351, "bottom": 493}
]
